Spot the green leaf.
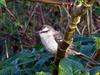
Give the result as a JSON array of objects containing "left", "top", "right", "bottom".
[
  {"left": 0, "top": 0, "right": 6, "bottom": 7},
  {"left": 33, "top": 53, "right": 53, "bottom": 72},
  {"left": 33, "top": 44, "right": 44, "bottom": 51},
  {"left": 0, "top": 63, "right": 15, "bottom": 75},
  {"left": 18, "top": 57, "right": 35, "bottom": 66},
  {"left": 92, "top": 34, "right": 100, "bottom": 49},
  {"left": 59, "top": 58, "right": 84, "bottom": 75},
  {"left": 94, "top": 6, "right": 100, "bottom": 16},
  {"left": 35, "top": 71, "right": 51, "bottom": 75},
  {"left": 0, "top": 50, "right": 36, "bottom": 75},
  {"left": 90, "top": 66, "right": 100, "bottom": 75},
  {"left": 5, "top": 50, "right": 35, "bottom": 64}
]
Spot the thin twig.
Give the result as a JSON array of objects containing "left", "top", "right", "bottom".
[
  {"left": 4, "top": 40, "right": 9, "bottom": 58},
  {"left": 82, "top": 25, "right": 86, "bottom": 35},
  {"left": 31, "top": 0, "right": 71, "bottom": 5},
  {"left": 62, "top": 5, "right": 71, "bottom": 18},
  {"left": 18, "top": 35, "right": 23, "bottom": 51},
  {"left": 92, "top": 29, "right": 100, "bottom": 34},
  {"left": 58, "top": 5, "right": 63, "bottom": 24},
  {"left": 24, "top": 3, "right": 39, "bottom": 32},
  {"left": 76, "top": 26, "right": 81, "bottom": 35},
  {"left": 44, "top": 7, "right": 54, "bottom": 17},
  {"left": 86, "top": 9, "right": 91, "bottom": 35},
  {"left": 5, "top": 6, "right": 16, "bottom": 20},
  {"left": 39, "top": 4, "right": 45, "bottom": 24},
  {"left": 89, "top": 7, "right": 94, "bottom": 34}
]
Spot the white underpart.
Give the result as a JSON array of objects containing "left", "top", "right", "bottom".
[{"left": 39, "top": 28, "right": 58, "bottom": 54}]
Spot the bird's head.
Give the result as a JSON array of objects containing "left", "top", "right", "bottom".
[{"left": 36, "top": 25, "right": 55, "bottom": 37}]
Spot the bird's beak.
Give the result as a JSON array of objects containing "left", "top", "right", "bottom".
[
  {"left": 35, "top": 31, "right": 40, "bottom": 34},
  {"left": 32, "top": 31, "right": 40, "bottom": 37},
  {"left": 33, "top": 31, "right": 43, "bottom": 35}
]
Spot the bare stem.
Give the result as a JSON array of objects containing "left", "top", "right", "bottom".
[
  {"left": 5, "top": 6, "right": 16, "bottom": 20},
  {"left": 31, "top": 0, "right": 71, "bottom": 5},
  {"left": 24, "top": 3, "right": 39, "bottom": 32},
  {"left": 86, "top": 10, "right": 91, "bottom": 35},
  {"left": 5, "top": 40, "right": 9, "bottom": 58},
  {"left": 39, "top": 4, "right": 45, "bottom": 24}
]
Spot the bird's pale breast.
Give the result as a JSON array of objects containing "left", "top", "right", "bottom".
[{"left": 40, "top": 34, "right": 58, "bottom": 54}]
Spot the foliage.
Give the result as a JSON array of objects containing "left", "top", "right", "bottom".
[
  {"left": 90, "top": 66, "right": 100, "bottom": 75},
  {"left": 0, "top": 0, "right": 99, "bottom": 75},
  {"left": 59, "top": 58, "right": 84, "bottom": 75},
  {"left": 0, "top": 39, "right": 100, "bottom": 75},
  {"left": 92, "top": 34, "right": 100, "bottom": 49},
  {"left": 94, "top": 4, "right": 100, "bottom": 16},
  {"left": 0, "top": 48, "right": 53, "bottom": 75},
  {"left": 35, "top": 71, "right": 51, "bottom": 75},
  {"left": 0, "top": 0, "right": 6, "bottom": 7}
]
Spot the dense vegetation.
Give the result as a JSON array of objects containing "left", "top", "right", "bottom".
[{"left": 0, "top": 0, "right": 100, "bottom": 75}]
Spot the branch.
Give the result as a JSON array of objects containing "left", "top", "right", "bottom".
[
  {"left": 4, "top": 6, "right": 16, "bottom": 21},
  {"left": 30, "top": 0, "right": 94, "bottom": 75},
  {"left": 53, "top": 0, "right": 94, "bottom": 75},
  {"left": 92, "top": 29, "right": 100, "bottom": 34},
  {"left": 31, "top": 0, "right": 71, "bottom": 5},
  {"left": 87, "top": 49, "right": 100, "bottom": 68},
  {"left": 71, "top": 0, "right": 94, "bottom": 17}
]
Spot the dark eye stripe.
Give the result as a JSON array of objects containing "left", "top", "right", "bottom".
[{"left": 40, "top": 30, "right": 49, "bottom": 33}]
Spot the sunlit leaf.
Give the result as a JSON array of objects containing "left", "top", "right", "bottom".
[
  {"left": 92, "top": 34, "right": 100, "bottom": 49},
  {"left": 0, "top": 0, "right": 6, "bottom": 7},
  {"left": 35, "top": 71, "right": 51, "bottom": 75}
]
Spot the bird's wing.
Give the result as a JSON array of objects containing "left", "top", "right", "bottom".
[{"left": 53, "top": 31, "right": 64, "bottom": 43}]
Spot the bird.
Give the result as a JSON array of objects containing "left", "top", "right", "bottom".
[
  {"left": 37, "top": 25, "right": 59, "bottom": 54},
  {"left": 37, "top": 25, "right": 100, "bottom": 65},
  {"left": 37, "top": 25, "right": 81, "bottom": 56}
]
